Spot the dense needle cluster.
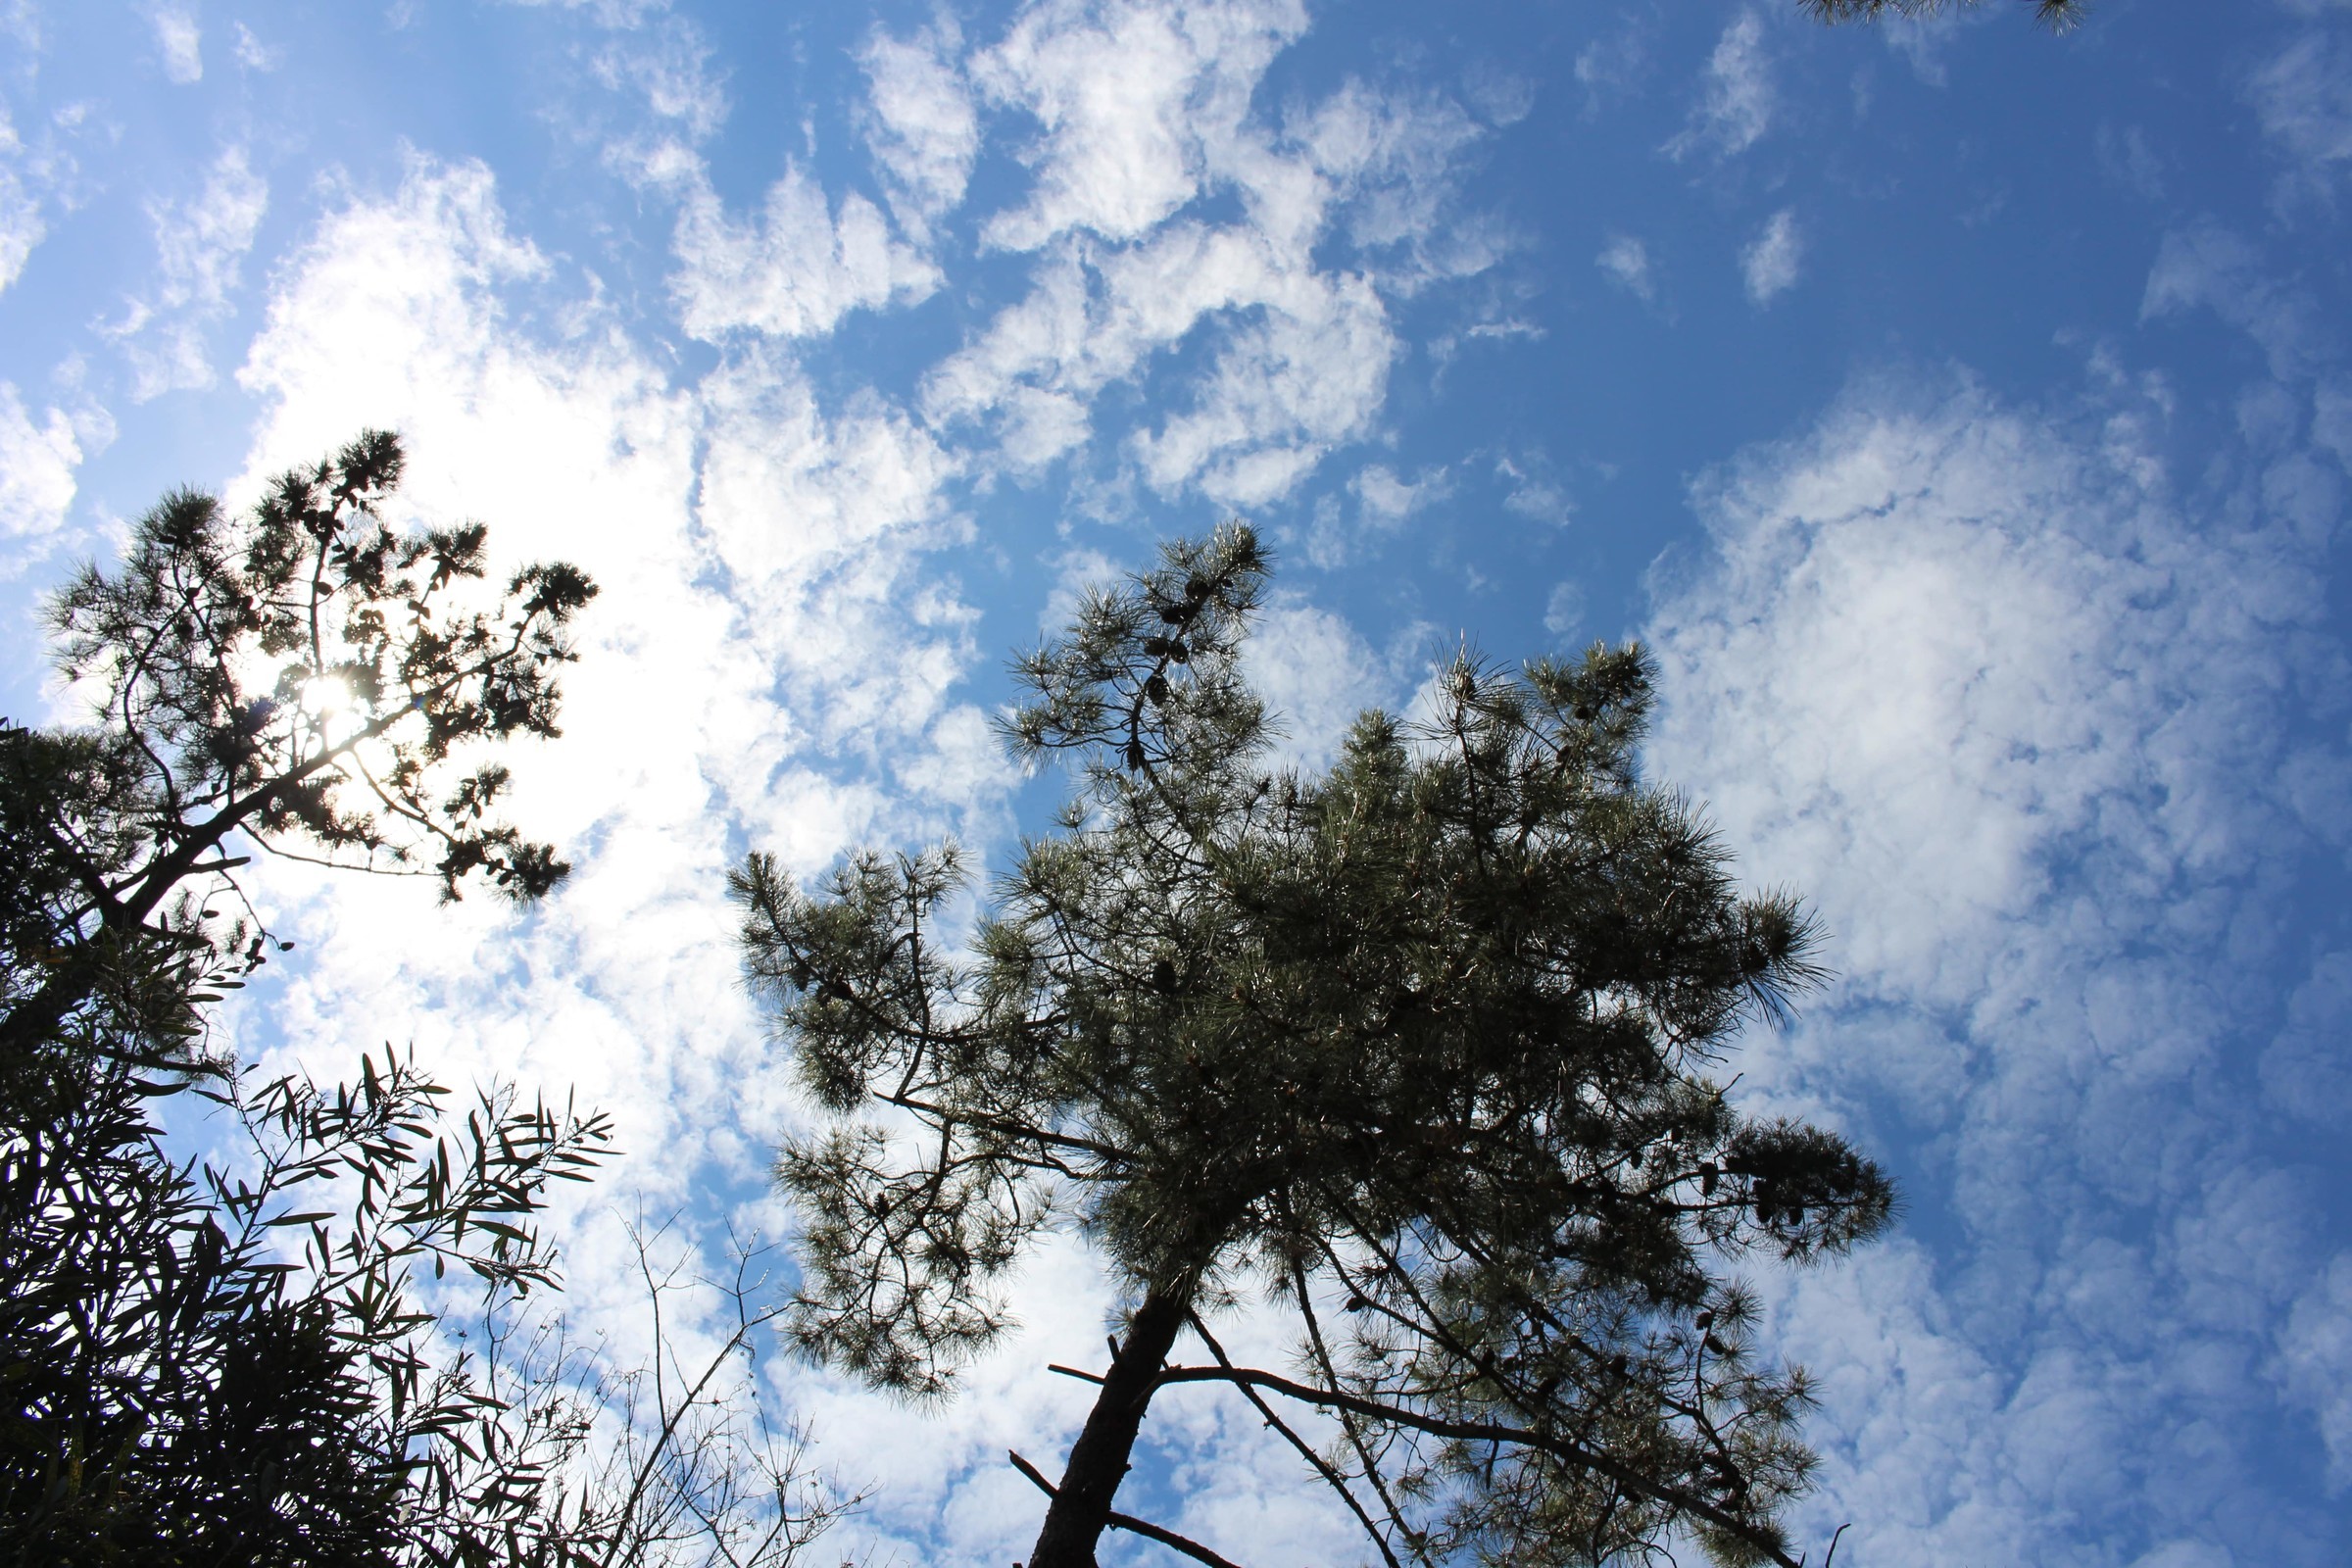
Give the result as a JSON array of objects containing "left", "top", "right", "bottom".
[
  {"left": 737, "top": 527, "right": 1894, "bottom": 1568},
  {"left": 1799, "top": 0, "right": 2083, "bottom": 29}
]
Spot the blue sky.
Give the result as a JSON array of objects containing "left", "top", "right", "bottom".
[{"left": 6, "top": 1, "right": 2352, "bottom": 1563}]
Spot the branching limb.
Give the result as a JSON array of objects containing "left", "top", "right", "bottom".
[
  {"left": 1153, "top": 1364, "right": 1804, "bottom": 1568},
  {"left": 1008, "top": 1449, "right": 1250, "bottom": 1568},
  {"left": 1187, "top": 1310, "right": 1405, "bottom": 1568}
]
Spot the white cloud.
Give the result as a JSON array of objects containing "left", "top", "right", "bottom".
[
  {"left": 1494, "top": 449, "right": 1571, "bottom": 524},
  {"left": 1127, "top": 267, "right": 1394, "bottom": 506},
  {"left": 2279, "top": 1256, "right": 2352, "bottom": 1486},
  {"left": 668, "top": 163, "right": 938, "bottom": 342},
  {"left": 199, "top": 177, "right": 1043, "bottom": 1556},
  {"left": 1296, "top": 461, "right": 1446, "bottom": 568},
  {"left": 1644, "top": 373, "right": 2350, "bottom": 1562},
  {"left": 2096, "top": 122, "right": 2165, "bottom": 200},
  {"left": 1242, "top": 595, "right": 1420, "bottom": 769},
  {"left": 861, "top": 24, "right": 980, "bottom": 240},
  {"left": 921, "top": 5, "right": 1499, "bottom": 505},
  {"left": 973, "top": 0, "right": 1308, "bottom": 251},
  {"left": 2247, "top": 28, "right": 2352, "bottom": 204},
  {"left": 1288, "top": 80, "right": 1500, "bottom": 290},
  {"left": 146, "top": 2, "right": 202, "bottom": 84},
  {"left": 693, "top": 342, "right": 975, "bottom": 760},
  {"left": 1543, "top": 578, "right": 1585, "bottom": 640},
  {"left": 224, "top": 150, "right": 1000, "bottom": 1259},
  {"left": 0, "top": 106, "right": 47, "bottom": 296},
  {"left": 2317, "top": 376, "right": 2352, "bottom": 468},
  {"left": 1574, "top": 17, "right": 1649, "bottom": 115},
  {"left": 922, "top": 215, "right": 1399, "bottom": 499},
  {"left": 0, "top": 381, "right": 79, "bottom": 551},
  {"left": 1741, "top": 206, "right": 1802, "bottom": 304},
  {"left": 231, "top": 20, "right": 278, "bottom": 71},
  {"left": 195, "top": 126, "right": 1372, "bottom": 1543},
  {"left": 1665, "top": 10, "right": 1774, "bottom": 162},
  {"left": 592, "top": 17, "right": 727, "bottom": 141},
  {"left": 2142, "top": 220, "right": 2331, "bottom": 382},
  {"left": 2262, "top": 951, "right": 2352, "bottom": 1127},
  {"left": 102, "top": 144, "right": 269, "bottom": 399},
  {"left": 1596, "top": 231, "right": 1653, "bottom": 300},
  {"left": 1350, "top": 461, "right": 1438, "bottom": 529}
]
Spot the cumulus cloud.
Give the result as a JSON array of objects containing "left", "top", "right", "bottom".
[
  {"left": 1289, "top": 80, "right": 1502, "bottom": 290},
  {"left": 1127, "top": 268, "right": 1394, "bottom": 505},
  {"left": 0, "top": 106, "right": 48, "bottom": 295},
  {"left": 2263, "top": 951, "right": 2352, "bottom": 1120},
  {"left": 668, "top": 163, "right": 937, "bottom": 341},
  {"left": 1645, "top": 374, "right": 2350, "bottom": 1563},
  {"left": 1243, "top": 596, "right": 1421, "bottom": 769},
  {"left": 0, "top": 381, "right": 80, "bottom": 552},
  {"left": 925, "top": 214, "right": 1388, "bottom": 503},
  {"left": 1494, "top": 449, "right": 1571, "bottom": 523},
  {"left": 973, "top": 0, "right": 1307, "bottom": 251},
  {"left": 1741, "top": 206, "right": 1802, "bottom": 304},
  {"left": 102, "top": 144, "right": 269, "bottom": 399},
  {"left": 191, "top": 173, "right": 1050, "bottom": 1550},
  {"left": 861, "top": 24, "right": 980, "bottom": 239},
  {"left": 2279, "top": 1257, "right": 2352, "bottom": 1487},
  {"left": 922, "top": 0, "right": 1499, "bottom": 504},
  {"left": 1666, "top": 10, "right": 1774, "bottom": 162},
  {"left": 1574, "top": 16, "right": 1649, "bottom": 116},
  {"left": 210, "top": 153, "right": 1426, "bottom": 1557}
]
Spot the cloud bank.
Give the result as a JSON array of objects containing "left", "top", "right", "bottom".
[{"left": 1646, "top": 373, "right": 2351, "bottom": 1564}]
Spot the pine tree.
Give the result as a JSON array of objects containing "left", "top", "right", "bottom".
[
  {"left": 1800, "top": 0, "right": 2084, "bottom": 30},
  {"left": 3, "top": 434, "right": 854, "bottom": 1566},
  {"left": 2, "top": 427, "right": 595, "bottom": 1070},
  {"left": 0, "top": 430, "right": 605, "bottom": 1561},
  {"left": 735, "top": 527, "right": 1895, "bottom": 1568}
]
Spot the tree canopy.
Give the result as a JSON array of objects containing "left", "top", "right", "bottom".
[
  {"left": 3, "top": 428, "right": 595, "bottom": 1071},
  {"left": 737, "top": 527, "right": 1896, "bottom": 1568},
  {"left": 3, "top": 434, "right": 846, "bottom": 1566},
  {"left": 1800, "top": 0, "right": 2085, "bottom": 29}
]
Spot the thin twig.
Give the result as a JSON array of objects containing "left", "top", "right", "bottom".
[{"left": 1187, "top": 1311, "right": 1404, "bottom": 1568}]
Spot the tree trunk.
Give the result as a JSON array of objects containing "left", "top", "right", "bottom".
[{"left": 1024, "top": 1282, "right": 1193, "bottom": 1568}]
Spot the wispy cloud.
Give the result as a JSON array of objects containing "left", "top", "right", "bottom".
[
  {"left": 0, "top": 109, "right": 42, "bottom": 297},
  {"left": 1666, "top": 10, "right": 1774, "bottom": 162},
  {"left": 2142, "top": 218, "right": 2332, "bottom": 381},
  {"left": 145, "top": 2, "right": 201, "bottom": 84},
  {"left": 231, "top": 21, "right": 278, "bottom": 71},
  {"left": 920, "top": 0, "right": 1501, "bottom": 505},
  {"left": 2247, "top": 26, "right": 2352, "bottom": 207},
  {"left": 1741, "top": 206, "right": 1802, "bottom": 304},
  {"left": 1596, "top": 231, "right": 1654, "bottom": 300},
  {"left": 973, "top": 0, "right": 1308, "bottom": 251},
  {"left": 101, "top": 145, "right": 268, "bottom": 399}
]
